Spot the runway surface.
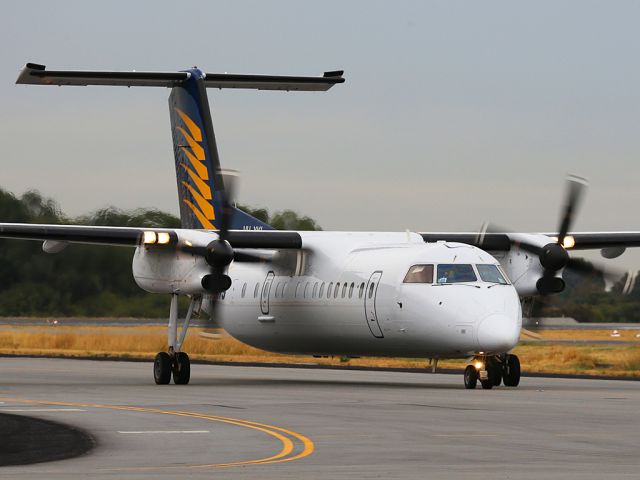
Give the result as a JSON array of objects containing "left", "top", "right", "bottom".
[{"left": 1, "top": 357, "right": 639, "bottom": 479}]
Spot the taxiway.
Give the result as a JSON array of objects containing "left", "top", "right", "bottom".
[{"left": 1, "top": 357, "right": 639, "bottom": 479}]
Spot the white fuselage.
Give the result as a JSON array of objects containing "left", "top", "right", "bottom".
[{"left": 133, "top": 231, "right": 522, "bottom": 359}]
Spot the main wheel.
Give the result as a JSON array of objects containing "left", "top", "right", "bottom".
[
  {"left": 464, "top": 365, "right": 478, "bottom": 389},
  {"left": 172, "top": 351, "right": 191, "bottom": 385},
  {"left": 503, "top": 354, "right": 521, "bottom": 387},
  {"left": 154, "top": 352, "right": 172, "bottom": 385}
]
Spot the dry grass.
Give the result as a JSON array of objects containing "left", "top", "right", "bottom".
[
  {"left": 525, "top": 329, "right": 640, "bottom": 342},
  {"left": 0, "top": 325, "right": 638, "bottom": 376}
]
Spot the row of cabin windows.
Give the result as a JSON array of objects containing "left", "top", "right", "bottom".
[{"left": 236, "top": 280, "right": 373, "bottom": 300}]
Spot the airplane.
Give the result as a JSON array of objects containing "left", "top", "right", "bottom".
[{"left": 4, "top": 62, "right": 640, "bottom": 390}]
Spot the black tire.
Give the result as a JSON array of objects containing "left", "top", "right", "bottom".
[
  {"left": 154, "top": 352, "right": 172, "bottom": 385},
  {"left": 486, "top": 357, "right": 502, "bottom": 386},
  {"left": 492, "top": 367, "right": 502, "bottom": 386},
  {"left": 480, "top": 378, "right": 494, "bottom": 390},
  {"left": 503, "top": 354, "right": 521, "bottom": 387},
  {"left": 172, "top": 351, "right": 191, "bottom": 385},
  {"left": 464, "top": 365, "right": 478, "bottom": 389}
]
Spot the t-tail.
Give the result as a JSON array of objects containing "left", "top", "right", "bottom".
[{"left": 17, "top": 62, "right": 344, "bottom": 230}]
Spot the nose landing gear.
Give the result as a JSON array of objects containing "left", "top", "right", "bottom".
[{"left": 463, "top": 353, "right": 520, "bottom": 389}]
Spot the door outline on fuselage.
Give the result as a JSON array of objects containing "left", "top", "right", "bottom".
[
  {"left": 260, "top": 271, "right": 275, "bottom": 315},
  {"left": 364, "top": 271, "right": 384, "bottom": 338}
]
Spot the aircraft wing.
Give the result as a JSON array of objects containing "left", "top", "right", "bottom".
[
  {"left": 0, "top": 223, "right": 302, "bottom": 249},
  {"left": 420, "top": 232, "right": 640, "bottom": 252}
]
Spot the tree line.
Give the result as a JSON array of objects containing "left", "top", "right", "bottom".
[
  {"left": 0, "top": 189, "right": 319, "bottom": 317},
  {"left": 0, "top": 188, "right": 638, "bottom": 321}
]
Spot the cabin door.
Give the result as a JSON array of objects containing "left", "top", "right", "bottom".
[
  {"left": 260, "top": 271, "right": 275, "bottom": 314},
  {"left": 364, "top": 271, "right": 384, "bottom": 338}
]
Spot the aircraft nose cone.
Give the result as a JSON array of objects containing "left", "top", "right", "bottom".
[{"left": 477, "top": 314, "right": 520, "bottom": 353}]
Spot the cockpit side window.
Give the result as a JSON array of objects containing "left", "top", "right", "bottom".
[
  {"left": 476, "top": 264, "right": 509, "bottom": 284},
  {"left": 436, "top": 264, "right": 477, "bottom": 283},
  {"left": 403, "top": 264, "right": 434, "bottom": 283}
]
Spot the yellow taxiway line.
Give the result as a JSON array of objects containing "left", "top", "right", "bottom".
[{"left": 0, "top": 396, "right": 314, "bottom": 470}]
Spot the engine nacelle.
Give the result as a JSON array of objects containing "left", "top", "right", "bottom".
[
  {"left": 491, "top": 246, "right": 543, "bottom": 296},
  {"left": 132, "top": 230, "right": 218, "bottom": 294}
]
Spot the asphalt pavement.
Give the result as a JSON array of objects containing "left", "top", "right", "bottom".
[{"left": 1, "top": 357, "right": 639, "bottom": 479}]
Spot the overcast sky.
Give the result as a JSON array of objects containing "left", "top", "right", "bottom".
[{"left": 2, "top": 1, "right": 640, "bottom": 266}]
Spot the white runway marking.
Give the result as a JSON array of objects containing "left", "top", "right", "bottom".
[
  {"left": 0, "top": 408, "right": 87, "bottom": 412},
  {"left": 117, "top": 430, "right": 211, "bottom": 434}
]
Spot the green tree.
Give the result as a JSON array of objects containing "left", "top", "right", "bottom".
[{"left": 0, "top": 188, "right": 321, "bottom": 317}]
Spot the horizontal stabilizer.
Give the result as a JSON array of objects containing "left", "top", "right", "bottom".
[{"left": 16, "top": 63, "right": 345, "bottom": 91}]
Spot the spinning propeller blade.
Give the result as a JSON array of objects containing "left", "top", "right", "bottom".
[{"left": 486, "top": 175, "right": 626, "bottom": 296}]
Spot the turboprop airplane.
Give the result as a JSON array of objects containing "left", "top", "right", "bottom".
[{"left": 4, "top": 62, "right": 640, "bottom": 390}]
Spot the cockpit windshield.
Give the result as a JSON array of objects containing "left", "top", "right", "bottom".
[
  {"left": 436, "top": 264, "right": 477, "bottom": 283},
  {"left": 403, "top": 264, "right": 434, "bottom": 283},
  {"left": 476, "top": 264, "right": 509, "bottom": 284}
]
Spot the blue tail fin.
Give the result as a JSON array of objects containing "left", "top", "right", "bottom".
[
  {"left": 168, "top": 68, "right": 223, "bottom": 230},
  {"left": 168, "top": 68, "right": 273, "bottom": 231},
  {"left": 230, "top": 206, "right": 272, "bottom": 230}
]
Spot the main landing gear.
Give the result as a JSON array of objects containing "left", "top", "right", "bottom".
[
  {"left": 154, "top": 294, "right": 200, "bottom": 385},
  {"left": 463, "top": 353, "right": 520, "bottom": 390}
]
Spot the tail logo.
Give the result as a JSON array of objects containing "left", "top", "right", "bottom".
[{"left": 175, "top": 108, "right": 215, "bottom": 229}]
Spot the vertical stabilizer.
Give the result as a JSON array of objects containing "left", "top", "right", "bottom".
[
  {"left": 169, "top": 69, "right": 224, "bottom": 230},
  {"left": 15, "top": 62, "right": 344, "bottom": 231}
]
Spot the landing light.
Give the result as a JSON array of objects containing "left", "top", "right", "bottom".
[
  {"left": 474, "top": 361, "right": 484, "bottom": 370},
  {"left": 157, "top": 232, "right": 171, "bottom": 244},
  {"left": 551, "top": 235, "right": 575, "bottom": 249},
  {"left": 143, "top": 231, "right": 157, "bottom": 244}
]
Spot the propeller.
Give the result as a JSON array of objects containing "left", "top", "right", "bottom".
[
  {"left": 516, "top": 175, "right": 587, "bottom": 294},
  {"left": 177, "top": 171, "right": 269, "bottom": 294},
  {"left": 485, "top": 175, "right": 626, "bottom": 296}
]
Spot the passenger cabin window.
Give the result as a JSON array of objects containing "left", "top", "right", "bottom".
[
  {"left": 312, "top": 282, "right": 318, "bottom": 298},
  {"left": 254, "top": 283, "right": 260, "bottom": 298},
  {"left": 334, "top": 283, "right": 340, "bottom": 298},
  {"left": 368, "top": 283, "right": 375, "bottom": 299},
  {"left": 327, "top": 282, "right": 333, "bottom": 298},
  {"left": 319, "top": 282, "right": 325, "bottom": 298},
  {"left": 304, "top": 282, "right": 309, "bottom": 298},
  {"left": 349, "top": 282, "right": 355, "bottom": 298},
  {"left": 241, "top": 283, "right": 247, "bottom": 298},
  {"left": 437, "top": 264, "right": 477, "bottom": 283},
  {"left": 341, "top": 283, "right": 347, "bottom": 298},
  {"left": 359, "top": 282, "right": 365, "bottom": 298},
  {"left": 476, "top": 264, "right": 509, "bottom": 284},
  {"left": 403, "top": 265, "right": 434, "bottom": 283}
]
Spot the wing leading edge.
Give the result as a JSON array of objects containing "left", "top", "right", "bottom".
[
  {"left": 0, "top": 224, "right": 302, "bottom": 249},
  {"left": 420, "top": 232, "right": 640, "bottom": 251}
]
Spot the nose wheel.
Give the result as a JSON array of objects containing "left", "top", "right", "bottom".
[
  {"left": 463, "top": 365, "right": 478, "bottom": 389},
  {"left": 464, "top": 354, "right": 520, "bottom": 389}
]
